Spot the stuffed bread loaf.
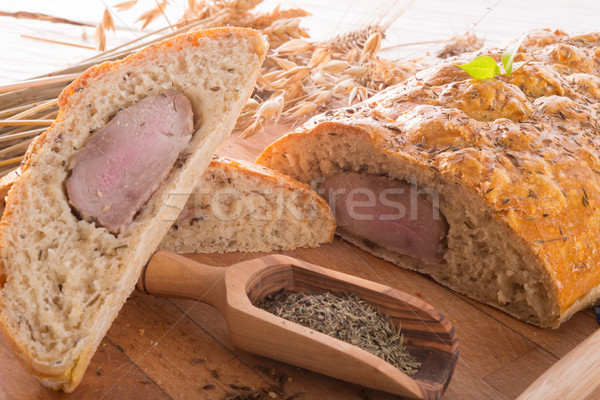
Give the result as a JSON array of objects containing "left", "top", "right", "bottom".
[
  {"left": 0, "top": 28, "right": 267, "bottom": 391},
  {"left": 258, "top": 29, "right": 600, "bottom": 328}
]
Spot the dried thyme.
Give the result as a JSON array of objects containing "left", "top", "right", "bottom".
[{"left": 256, "top": 291, "right": 420, "bottom": 374}]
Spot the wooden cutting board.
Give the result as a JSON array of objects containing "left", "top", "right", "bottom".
[
  {"left": 2, "top": 117, "right": 600, "bottom": 400},
  {"left": 3, "top": 1, "right": 600, "bottom": 398}
]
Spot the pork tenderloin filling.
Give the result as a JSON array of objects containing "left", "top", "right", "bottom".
[
  {"left": 66, "top": 89, "right": 194, "bottom": 235},
  {"left": 319, "top": 172, "right": 447, "bottom": 263}
]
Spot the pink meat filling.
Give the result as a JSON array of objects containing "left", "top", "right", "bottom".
[
  {"left": 320, "top": 172, "right": 447, "bottom": 263},
  {"left": 66, "top": 90, "right": 194, "bottom": 235}
]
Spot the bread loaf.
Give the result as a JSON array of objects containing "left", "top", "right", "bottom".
[
  {"left": 257, "top": 29, "right": 600, "bottom": 328},
  {"left": 0, "top": 28, "right": 267, "bottom": 391}
]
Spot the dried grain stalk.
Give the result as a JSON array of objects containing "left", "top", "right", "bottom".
[
  {"left": 136, "top": 0, "right": 168, "bottom": 30},
  {"left": 102, "top": 8, "right": 115, "bottom": 32},
  {"left": 0, "top": 11, "right": 93, "bottom": 27},
  {"left": 94, "top": 23, "right": 106, "bottom": 51},
  {"left": 114, "top": 0, "right": 138, "bottom": 12},
  {"left": 0, "top": 0, "right": 476, "bottom": 172}
]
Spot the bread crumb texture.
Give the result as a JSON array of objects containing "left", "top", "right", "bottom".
[{"left": 258, "top": 29, "right": 600, "bottom": 327}]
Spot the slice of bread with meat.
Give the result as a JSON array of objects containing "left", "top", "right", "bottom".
[
  {"left": 0, "top": 28, "right": 267, "bottom": 391},
  {"left": 257, "top": 29, "right": 600, "bottom": 328},
  {"left": 0, "top": 157, "right": 335, "bottom": 254}
]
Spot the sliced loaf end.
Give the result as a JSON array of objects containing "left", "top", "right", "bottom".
[{"left": 159, "top": 156, "right": 336, "bottom": 253}]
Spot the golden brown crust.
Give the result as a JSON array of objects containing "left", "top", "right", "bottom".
[{"left": 259, "top": 29, "right": 600, "bottom": 322}]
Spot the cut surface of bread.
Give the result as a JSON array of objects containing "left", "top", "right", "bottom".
[
  {"left": 257, "top": 29, "right": 600, "bottom": 328},
  {"left": 0, "top": 28, "right": 267, "bottom": 391},
  {"left": 159, "top": 156, "right": 335, "bottom": 253}
]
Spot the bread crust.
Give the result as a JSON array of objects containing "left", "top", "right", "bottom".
[
  {"left": 258, "top": 29, "right": 600, "bottom": 327},
  {"left": 0, "top": 27, "right": 267, "bottom": 391}
]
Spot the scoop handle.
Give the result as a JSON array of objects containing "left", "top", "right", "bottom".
[{"left": 136, "top": 250, "right": 227, "bottom": 309}]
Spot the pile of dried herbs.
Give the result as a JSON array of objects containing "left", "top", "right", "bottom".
[{"left": 256, "top": 290, "right": 420, "bottom": 374}]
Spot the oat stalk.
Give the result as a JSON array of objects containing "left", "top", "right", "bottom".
[{"left": 0, "top": 11, "right": 93, "bottom": 27}]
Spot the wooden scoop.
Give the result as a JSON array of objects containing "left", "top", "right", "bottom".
[{"left": 136, "top": 250, "right": 459, "bottom": 399}]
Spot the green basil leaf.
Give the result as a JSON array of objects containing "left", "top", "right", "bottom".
[
  {"left": 501, "top": 33, "right": 527, "bottom": 77},
  {"left": 454, "top": 56, "right": 501, "bottom": 80}
]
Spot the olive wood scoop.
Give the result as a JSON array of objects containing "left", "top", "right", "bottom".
[{"left": 136, "top": 250, "right": 459, "bottom": 399}]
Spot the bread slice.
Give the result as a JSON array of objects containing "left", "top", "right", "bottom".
[
  {"left": 0, "top": 28, "right": 267, "bottom": 391},
  {"left": 257, "top": 30, "right": 600, "bottom": 328},
  {"left": 159, "top": 156, "right": 335, "bottom": 253},
  {"left": 0, "top": 157, "right": 335, "bottom": 254}
]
